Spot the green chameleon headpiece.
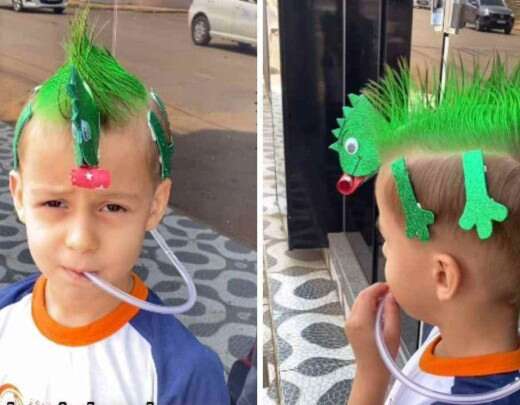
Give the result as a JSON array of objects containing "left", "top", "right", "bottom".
[
  {"left": 12, "top": 9, "right": 174, "bottom": 189},
  {"left": 330, "top": 58, "right": 520, "bottom": 241}
]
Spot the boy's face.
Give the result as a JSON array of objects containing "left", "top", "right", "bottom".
[
  {"left": 375, "top": 171, "right": 438, "bottom": 323},
  {"left": 9, "top": 117, "right": 171, "bottom": 296}
]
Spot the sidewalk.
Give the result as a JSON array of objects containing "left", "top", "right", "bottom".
[
  {"left": 0, "top": 121, "right": 257, "bottom": 375},
  {"left": 263, "top": 91, "right": 355, "bottom": 404}
]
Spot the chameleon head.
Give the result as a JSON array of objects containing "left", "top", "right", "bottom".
[
  {"left": 330, "top": 134, "right": 381, "bottom": 196},
  {"left": 330, "top": 94, "right": 382, "bottom": 196}
]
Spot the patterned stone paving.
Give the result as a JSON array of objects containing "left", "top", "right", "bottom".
[
  {"left": 263, "top": 91, "right": 355, "bottom": 404},
  {"left": 0, "top": 121, "right": 257, "bottom": 375}
]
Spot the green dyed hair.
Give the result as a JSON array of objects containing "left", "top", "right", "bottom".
[
  {"left": 34, "top": 8, "right": 148, "bottom": 125},
  {"left": 366, "top": 57, "right": 520, "bottom": 154}
]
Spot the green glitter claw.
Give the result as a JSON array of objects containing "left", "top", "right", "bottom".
[
  {"left": 67, "top": 66, "right": 101, "bottom": 167},
  {"left": 150, "top": 90, "right": 170, "bottom": 129},
  {"left": 148, "top": 90, "right": 175, "bottom": 179},
  {"left": 458, "top": 150, "right": 508, "bottom": 240},
  {"left": 147, "top": 110, "right": 174, "bottom": 179},
  {"left": 391, "top": 157, "right": 435, "bottom": 241}
]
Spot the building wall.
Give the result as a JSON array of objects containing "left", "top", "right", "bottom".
[
  {"left": 266, "top": 0, "right": 280, "bottom": 74},
  {"left": 510, "top": 0, "right": 520, "bottom": 20}
]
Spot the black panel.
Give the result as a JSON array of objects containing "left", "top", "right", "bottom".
[
  {"left": 278, "top": 0, "right": 344, "bottom": 249},
  {"left": 344, "top": 0, "right": 382, "bottom": 96},
  {"left": 279, "top": 0, "right": 413, "bottom": 249},
  {"left": 384, "top": 0, "right": 414, "bottom": 69}
]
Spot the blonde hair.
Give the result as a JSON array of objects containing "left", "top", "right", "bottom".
[{"left": 377, "top": 152, "right": 520, "bottom": 306}]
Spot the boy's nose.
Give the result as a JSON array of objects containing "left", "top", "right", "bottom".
[{"left": 65, "top": 215, "right": 99, "bottom": 253}]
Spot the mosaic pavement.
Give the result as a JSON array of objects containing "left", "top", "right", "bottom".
[
  {"left": 0, "top": 121, "right": 257, "bottom": 375},
  {"left": 263, "top": 92, "right": 356, "bottom": 404}
]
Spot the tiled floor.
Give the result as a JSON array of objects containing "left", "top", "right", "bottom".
[
  {"left": 263, "top": 91, "right": 355, "bottom": 404},
  {"left": 0, "top": 121, "right": 257, "bottom": 375}
]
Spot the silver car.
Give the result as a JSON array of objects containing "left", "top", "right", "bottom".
[
  {"left": 1, "top": 0, "right": 67, "bottom": 13},
  {"left": 189, "top": 0, "right": 257, "bottom": 47},
  {"left": 414, "top": 0, "right": 432, "bottom": 8}
]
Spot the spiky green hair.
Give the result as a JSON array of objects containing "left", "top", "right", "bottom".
[
  {"left": 330, "top": 57, "right": 520, "bottom": 241},
  {"left": 12, "top": 8, "right": 176, "bottom": 175},
  {"left": 34, "top": 8, "right": 148, "bottom": 124},
  {"left": 330, "top": 57, "right": 520, "bottom": 178}
]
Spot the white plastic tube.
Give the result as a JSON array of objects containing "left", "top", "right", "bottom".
[
  {"left": 84, "top": 229, "right": 197, "bottom": 315},
  {"left": 375, "top": 296, "right": 520, "bottom": 404}
]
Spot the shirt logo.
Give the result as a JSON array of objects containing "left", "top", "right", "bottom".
[{"left": 0, "top": 384, "right": 23, "bottom": 405}]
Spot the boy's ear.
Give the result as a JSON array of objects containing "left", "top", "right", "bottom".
[
  {"left": 432, "top": 253, "right": 462, "bottom": 302},
  {"left": 145, "top": 179, "right": 172, "bottom": 231},
  {"left": 9, "top": 170, "right": 25, "bottom": 224}
]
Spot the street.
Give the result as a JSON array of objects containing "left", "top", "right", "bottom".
[
  {"left": 411, "top": 8, "right": 520, "bottom": 74},
  {"left": 83, "top": 0, "right": 192, "bottom": 8},
  {"left": 0, "top": 7, "right": 257, "bottom": 247}
]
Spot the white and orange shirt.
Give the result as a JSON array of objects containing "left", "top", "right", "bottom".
[
  {"left": 0, "top": 273, "right": 230, "bottom": 405},
  {"left": 386, "top": 328, "right": 520, "bottom": 404}
]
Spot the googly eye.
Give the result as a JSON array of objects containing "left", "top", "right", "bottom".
[{"left": 344, "top": 137, "right": 359, "bottom": 155}]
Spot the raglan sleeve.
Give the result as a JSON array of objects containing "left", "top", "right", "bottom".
[
  {"left": 179, "top": 345, "right": 230, "bottom": 405},
  {"left": 431, "top": 373, "right": 520, "bottom": 405}
]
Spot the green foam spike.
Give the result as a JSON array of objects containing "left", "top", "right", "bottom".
[
  {"left": 329, "top": 142, "right": 340, "bottom": 152},
  {"left": 348, "top": 93, "right": 362, "bottom": 106},
  {"left": 391, "top": 157, "right": 435, "bottom": 241},
  {"left": 336, "top": 118, "right": 345, "bottom": 127},
  {"left": 342, "top": 106, "right": 353, "bottom": 118},
  {"left": 458, "top": 150, "right": 508, "bottom": 240},
  {"left": 332, "top": 128, "right": 341, "bottom": 139}
]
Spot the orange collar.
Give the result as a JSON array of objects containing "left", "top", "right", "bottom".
[
  {"left": 419, "top": 335, "right": 520, "bottom": 377},
  {"left": 32, "top": 274, "right": 148, "bottom": 347}
]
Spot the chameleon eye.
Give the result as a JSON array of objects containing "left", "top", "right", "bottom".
[{"left": 344, "top": 137, "right": 359, "bottom": 155}]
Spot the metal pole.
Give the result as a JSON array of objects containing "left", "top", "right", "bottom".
[
  {"left": 342, "top": 0, "right": 347, "bottom": 233},
  {"left": 112, "top": 0, "right": 119, "bottom": 57},
  {"left": 439, "top": 32, "right": 450, "bottom": 101}
]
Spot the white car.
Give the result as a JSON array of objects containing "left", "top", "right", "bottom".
[
  {"left": 189, "top": 0, "right": 257, "bottom": 47},
  {"left": 0, "top": 0, "right": 67, "bottom": 13}
]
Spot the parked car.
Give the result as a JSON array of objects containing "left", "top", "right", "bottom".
[
  {"left": 0, "top": 0, "right": 67, "bottom": 13},
  {"left": 188, "top": 0, "right": 257, "bottom": 47},
  {"left": 462, "top": 0, "right": 515, "bottom": 34},
  {"left": 414, "top": 0, "right": 432, "bottom": 9}
]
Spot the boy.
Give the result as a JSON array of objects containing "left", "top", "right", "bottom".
[
  {"left": 331, "top": 62, "right": 520, "bottom": 404},
  {"left": 0, "top": 10, "right": 230, "bottom": 405}
]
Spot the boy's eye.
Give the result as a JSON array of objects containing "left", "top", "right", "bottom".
[
  {"left": 103, "top": 204, "right": 127, "bottom": 213},
  {"left": 44, "top": 200, "right": 64, "bottom": 208}
]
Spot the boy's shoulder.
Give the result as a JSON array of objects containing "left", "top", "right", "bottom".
[
  {"left": 0, "top": 272, "right": 39, "bottom": 310},
  {"left": 130, "top": 288, "right": 230, "bottom": 404}
]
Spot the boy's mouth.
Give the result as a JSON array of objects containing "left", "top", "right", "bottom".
[
  {"left": 62, "top": 266, "right": 98, "bottom": 280},
  {"left": 337, "top": 174, "right": 366, "bottom": 195}
]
